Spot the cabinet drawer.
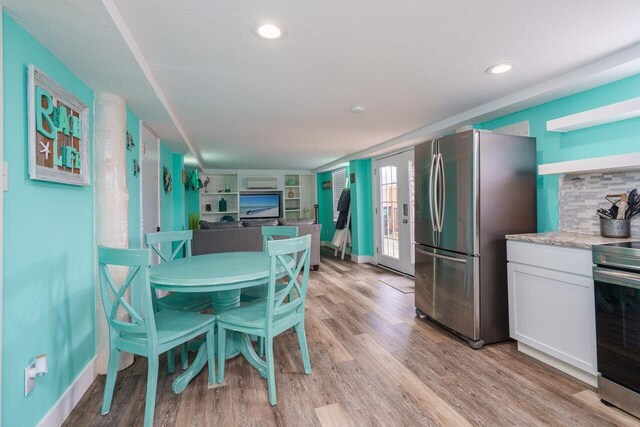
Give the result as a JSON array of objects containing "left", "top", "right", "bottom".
[
  {"left": 507, "top": 262, "right": 597, "bottom": 374},
  {"left": 507, "top": 240, "right": 592, "bottom": 277}
]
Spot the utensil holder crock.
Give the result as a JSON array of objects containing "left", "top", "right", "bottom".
[{"left": 600, "top": 218, "right": 631, "bottom": 238}]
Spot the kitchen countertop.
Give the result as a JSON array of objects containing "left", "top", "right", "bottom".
[{"left": 505, "top": 231, "right": 639, "bottom": 249}]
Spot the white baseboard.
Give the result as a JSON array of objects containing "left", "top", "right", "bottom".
[
  {"left": 321, "top": 241, "right": 376, "bottom": 264},
  {"left": 351, "top": 254, "right": 375, "bottom": 264},
  {"left": 517, "top": 342, "right": 597, "bottom": 387},
  {"left": 37, "top": 356, "right": 97, "bottom": 427}
]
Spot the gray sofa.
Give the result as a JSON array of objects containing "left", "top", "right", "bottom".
[{"left": 192, "top": 220, "right": 322, "bottom": 270}]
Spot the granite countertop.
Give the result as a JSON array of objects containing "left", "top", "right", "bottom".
[{"left": 505, "top": 231, "right": 640, "bottom": 249}]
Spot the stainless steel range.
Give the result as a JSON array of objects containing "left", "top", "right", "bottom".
[{"left": 592, "top": 242, "right": 640, "bottom": 419}]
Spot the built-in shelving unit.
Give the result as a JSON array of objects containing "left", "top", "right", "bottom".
[
  {"left": 546, "top": 97, "right": 640, "bottom": 132},
  {"left": 538, "top": 153, "right": 640, "bottom": 176},
  {"left": 198, "top": 170, "right": 317, "bottom": 223},
  {"left": 199, "top": 172, "right": 239, "bottom": 221}
]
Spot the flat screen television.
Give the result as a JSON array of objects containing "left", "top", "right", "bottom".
[{"left": 239, "top": 193, "right": 281, "bottom": 219}]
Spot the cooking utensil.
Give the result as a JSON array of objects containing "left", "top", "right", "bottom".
[{"left": 617, "top": 193, "right": 628, "bottom": 220}]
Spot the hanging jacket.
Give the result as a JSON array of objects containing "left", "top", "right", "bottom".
[{"left": 335, "top": 188, "right": 351, "bottom": 230}]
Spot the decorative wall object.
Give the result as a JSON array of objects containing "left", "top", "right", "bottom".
[
  {"left": 185, "top": 170, "right": 203, "bottom": 192},
  {"left": 132, "top": 158, "right": 140, "bottom": 177},
  {"left": 322, "top": 180, "right": 332, "bottom": 190},
  {"left": 162, "top": 165, "right": 172, "bottom": 193},
  {"left": 182, "top": 169, "right": 187, "bottom": 184},
  {"left": 350, "top": 172, "right": 356, "bottom": 184},
  {"left": 28, "top": 65, "right": 90, "bottom": 186},
  {"left": 126, "top": 131, "right": 135, "bottom": 151}
]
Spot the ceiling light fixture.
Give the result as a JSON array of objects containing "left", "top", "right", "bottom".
[
  {"left": 255, "top": 22, "right": 285, "bottom": 40},
  {"left": 350, "top": 105, "right": 365, "bottom": 113},
  {"left": 485, "top": 63, "right": 514, "bottom": 75}
]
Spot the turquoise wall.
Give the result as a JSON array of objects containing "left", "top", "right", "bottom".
[
  {"left": 349, "top": 159, "right": 374, "bottom": 256},
  {"left": 159, "top": 142, "right": 174, "bottom": 232},
  {"left": 316, "top": 161, "right": 374, "bottom": 256},
  {"left": 3, "top": 13, "right": 95, "bottom": 426},
  {"left": 159, "top": 142, "right": 188, "bottom": 233},
  {"left": 478, "top": 73, "right": 640, "bottom": 232},
  {"left": 317, "top": 170, "right": 337, "bottom": 242},
  {"left": 172, "top": 152, "right": 185, "bottom": 230},
  {"left": 126, "top": 108, "right": 142, "bottom": 248},
  {"left": 184, "top": 167, "right": 201, "bottom": 228}
]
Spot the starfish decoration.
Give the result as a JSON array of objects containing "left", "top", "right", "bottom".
[{"left": 39, "top": 141, "right": 51, "bottom": 159}]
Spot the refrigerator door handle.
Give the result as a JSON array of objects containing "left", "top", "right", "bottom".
[
  {"left": 437, "top": 153, "right": 445, "bottom": 232},
  {"left": 415, "top": 245, "right": 467, "bottom": 264},
  {"left": 433, "top": 153, "right": 441, "bottom": 232},
  {"left": 428, "top": 153, "right": 437, "bottom": 231}
]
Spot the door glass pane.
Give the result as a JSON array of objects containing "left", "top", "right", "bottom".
[{"left": 380, "top": 165, "right": 399, "bottom": 259}]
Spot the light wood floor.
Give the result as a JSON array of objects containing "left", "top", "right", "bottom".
[{"left": 66, "top": 254, "right": 640, "bottom": 426}]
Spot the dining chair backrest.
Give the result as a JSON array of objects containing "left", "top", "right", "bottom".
[
  {"left": 97, "top": 246, "right": 157, "bottom": 339},
  {"left": 265, "top": 235, "right": 311, "bottom": 324},
  {"left": 145, "top": 230, "right": 193, "bottom": 263},
  {"left": 261, "top": 226, "right": 298, "bottom": 252}
]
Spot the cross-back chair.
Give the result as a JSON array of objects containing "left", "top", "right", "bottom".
[
  {"left": 240, "top": 226, "right": 299, "bottom": 303},
  {"left": 145, "top": 230, "right": 212, "bottom": 371},
  {"left": 97, "top": 246, "right": 215, "bottom": 427},
  {"left": 217, "top": 234, "right": 312, "bottom": 405}
]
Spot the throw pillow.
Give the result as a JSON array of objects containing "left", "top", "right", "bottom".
[
  {"left": 278, "top": 218, "right": 315, "bottom": 225},
  {"left": 243, "top": 219, "right": 279, "bottom": 227}
]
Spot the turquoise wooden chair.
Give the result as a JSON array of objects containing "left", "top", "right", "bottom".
[
  {"left": 240, "top": 226, "right": 298, "bottom": 303},
  {"left": 97, "top": 246, "right": 215, "bottom": 427},
  {"left": 145, "top": 230, "right": 212, "bottom": 371},
  {"left": 217, "top": 235, "right": 312, "bottom": 405}
]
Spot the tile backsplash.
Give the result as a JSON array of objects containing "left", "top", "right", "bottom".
[{"left": 559, "top": 170, "right": 640, "bottom": 237}]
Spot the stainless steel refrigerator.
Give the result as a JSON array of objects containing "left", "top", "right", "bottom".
[{"left": 414, "top": 130, "right": 536, "bottom": 348}]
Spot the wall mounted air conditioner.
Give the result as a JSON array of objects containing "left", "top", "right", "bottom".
[{"left": 246, "top": 177, "right": 278, "bottom": 189}]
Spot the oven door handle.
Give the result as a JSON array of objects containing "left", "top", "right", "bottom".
[{"left": 593, "top": 267, "right": 640, "bottom": 290}]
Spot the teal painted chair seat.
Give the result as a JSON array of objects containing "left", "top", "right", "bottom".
[
  {"left": 118, "top": 310, "right": 214, "bottom": 347},
  {"left": 145, "top": 230, "right": 212, "bottom": 371},
  {"left": 217, "top": 300, "right": 295, "bottom": 331},
  {"left": 97, "top": 246, "right": 216, "bottom": 427},
  {"left": 218, "top": 234, "right": 312, "bottom": 406},
  {"left": 241, "top": 226, "right": 298, "bottom": 302}
]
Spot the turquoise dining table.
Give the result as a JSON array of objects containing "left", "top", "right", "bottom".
[{"left": 149, "top": 251, "right": 293, "bottom": 394}]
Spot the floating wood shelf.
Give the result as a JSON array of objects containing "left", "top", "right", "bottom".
[
  {"left": 546, "top": 97, "right": 640, "bottom": 132},
  {"left": 538, "top": 153, "right": 640, "bottom": 175}
]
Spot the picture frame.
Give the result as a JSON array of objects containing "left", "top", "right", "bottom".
[
  {"left": 322, "top": 180, "right": 332, "bottom": 190},
  {"left": 27, "top": 64, "right": 90, "bottom": 186}
]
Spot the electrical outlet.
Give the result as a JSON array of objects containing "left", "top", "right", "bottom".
[{"left": 25, "top": 361, "right": 37, "bottom": 396}]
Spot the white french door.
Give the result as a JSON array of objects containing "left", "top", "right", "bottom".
[{"left": 375, "top": 150, "right": 415, "bottom": 275}]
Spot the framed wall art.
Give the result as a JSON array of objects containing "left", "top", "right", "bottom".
[{"left": 27, "top": 64, "right": 90, "bottom": 186}]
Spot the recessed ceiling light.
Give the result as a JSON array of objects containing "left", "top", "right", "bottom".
[
  {"left": 255, "top": 22, "right": 285, "bottom": 40},
  {"left": 350, "top": 105, "right": 365, "bottom": 113},
  {"left": 485, "top": 63, "right": 513, "bottom": 75}
]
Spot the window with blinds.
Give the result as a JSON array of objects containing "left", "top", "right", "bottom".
[{"left": 332, "top": 168, "right": 347, "bottom": 221}]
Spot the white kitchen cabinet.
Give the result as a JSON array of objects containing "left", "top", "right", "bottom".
[{"left": 507, "top": 240, "right": 597, "bottom": 386}]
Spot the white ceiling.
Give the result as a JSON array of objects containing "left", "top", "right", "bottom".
[{"left": 5, "top": 1, "right": 640, "bottom": 170}]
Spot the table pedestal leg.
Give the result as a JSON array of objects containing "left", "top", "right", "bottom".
[
  {"left": 212, "top": 290, "right": 241, "bottom": 358},
  {"left": 172, "top": 342, "right": 208, "bottom": 393},
  {"left": 171, "top": 288, "right": 258, "bottom": 394}
]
